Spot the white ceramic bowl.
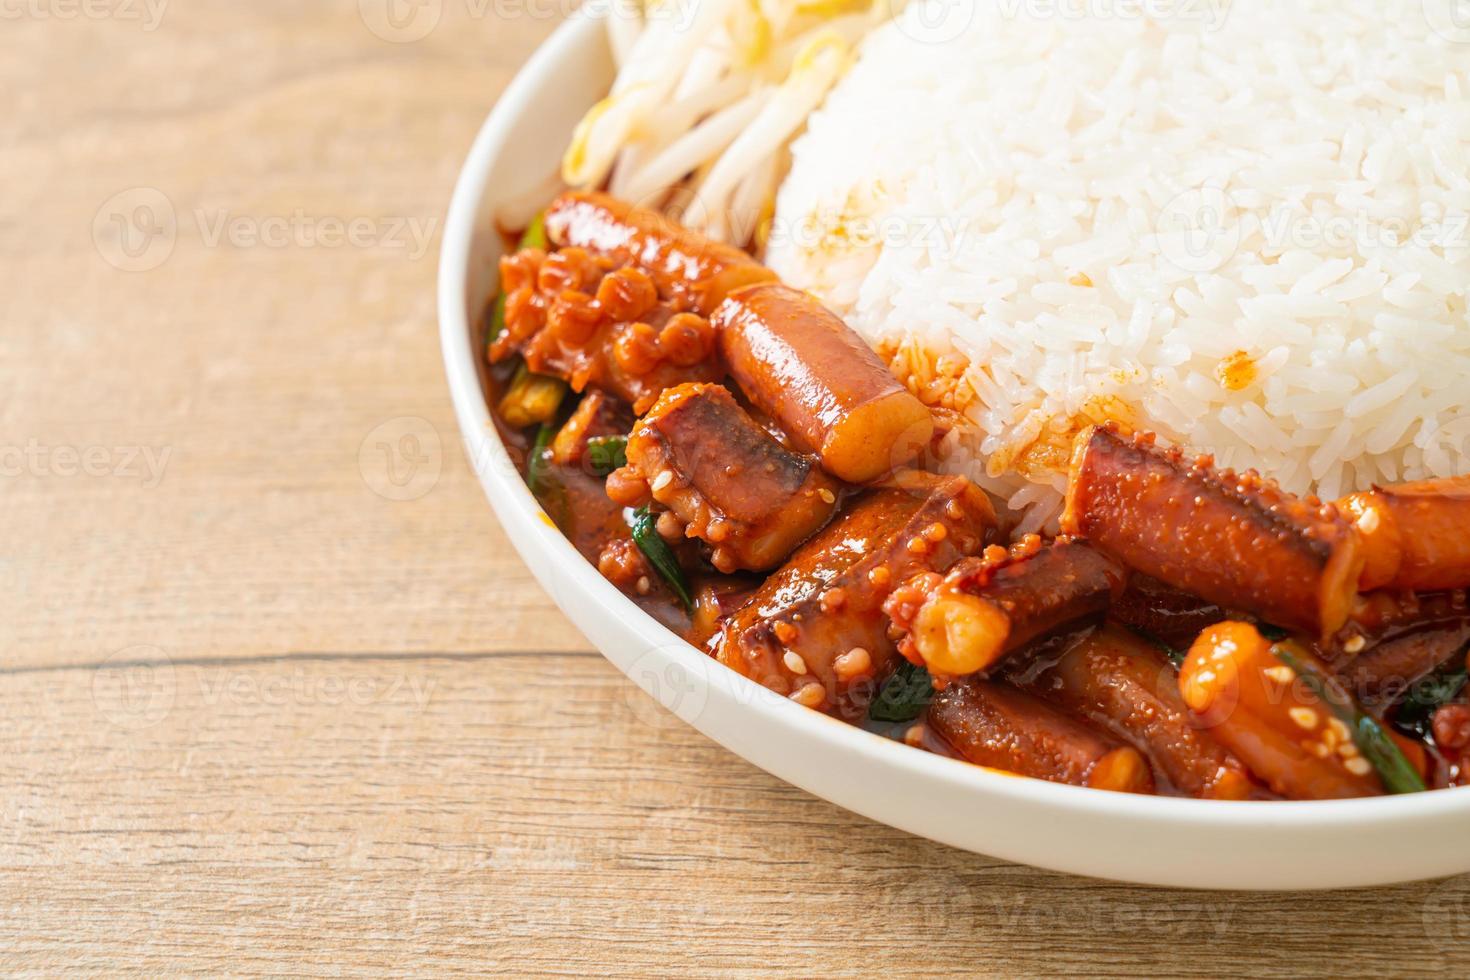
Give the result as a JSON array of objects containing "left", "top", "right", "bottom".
[{"left": 438, "top": 10, "right": 1470, "bottom": 889}]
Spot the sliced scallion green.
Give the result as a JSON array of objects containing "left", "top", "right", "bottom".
[
  {"left": 585, "top": 435, "right": 628, "bottom": 477},
  {"left": 488, "top": 212, "right": 548, "bottom": 345},
  {"left": 1272, "top": 642, "right": 1426, "bottom": 795},
  {"left": 630, "top": 506, "right": 693, "bottom": 611}
]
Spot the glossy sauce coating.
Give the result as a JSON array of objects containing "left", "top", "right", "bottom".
[
  {"left": 1340, "top": 476, "right": 1470, "bottom": 592},
  {"left": 1107, "top": 574, "right": 1227, "bottom": 652},
  {"left": 714, "top": 283, "right": 934, "bottom": 483},
  {"left": 1062, "top": 426, "right": 1362, "bottom": 638},
  {"left": 1015, "top": 626, "right": 1253, "bottom": 799},
  {"left": 928, "top": 679, "right": 1154, "bottom": 793},
  {"left": 718, "top": 473, "right": 996, "bottom": 718},
  {"left": 886, "top": 541, "right": 1127, "bottom": 678},
  {"left": 622, "top": 382, "right": 840, "bottom": 572},
  {"left": 490, "top": 241, "right": 725, "bottom": 414},
  {"left": 1180, "top": 622, "right": 1381, "bottom": 800},
  {"left": 544, "top": 191, "right": 775, "bottom": 317},
  {"left": 1329, "top": 589, "right": 1470, "bottom": 703}
]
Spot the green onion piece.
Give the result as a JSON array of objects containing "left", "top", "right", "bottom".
[
  {"left": 869, "top": 661, "right": 934, "bottom": 723},
  {"left": 1272, "top": 642, "right": 1427, "bottom": 795},
  {"left": 585, "top": 436, "right": 628, "bottom": 477},
  {"left": 519, "top": 211, "right": 548, "bottom": 251},
  {"left": 630, "top": 506, "right": 693, "bottom": 611},
  {"left": 526, "top": 423, "right": 556, "bottom": 497},
  {"left": 1394, "top": 663, "right": 1469, "bottom": 739},
  {"left": 487, "top": 293, "right": 510, "bottom": 348},
  {"left": 1256, "top": 622, "right": 1291, "bottom": 642},
  {"left": 487, "top": 212, "right": 548, "bottom": 345},
  {"left": 498, "top": 362, "right": 568, "bottom": 429}
]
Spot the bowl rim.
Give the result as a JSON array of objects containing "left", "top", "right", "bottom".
[{"left": 437, "top": 8, "right": 1470, "bottom": 837}]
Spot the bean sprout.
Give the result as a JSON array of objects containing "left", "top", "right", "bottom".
[{"left": 562, "top": 0, "right": 903, "bottom": 247}]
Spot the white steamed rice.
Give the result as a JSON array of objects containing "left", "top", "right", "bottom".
[{"left": 766, "top": 0, "right": 1470, "bottom": 530}]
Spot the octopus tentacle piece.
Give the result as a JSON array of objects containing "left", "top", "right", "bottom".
[
  {"left": 1062, "top": 425, "right": 1362, "bottom": 638},
  {"left": 714, "top": 282, "right": 934, "bottom": 484},
  {"left": 928, "top": 680, "right": 1154, "bottom": 793},
  {"left": 1339, "top": 476, "right": 1470, "bottom": 592},
  {"left": 1014, "top": 626, "right": 1253, "bottom": 799},
  {"left": 1180, "top": 623, "right": 1382, "bottom": 800},
  {"left": 718, "top": 472, "right": 997, "bottom": 718},
  {"left": 884, "top": 539, "right": 1127, "bottom": 678},
  {"left": 615, "top": 382, "right": 840, "bottom": 573}
]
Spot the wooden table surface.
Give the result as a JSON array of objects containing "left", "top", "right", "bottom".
[{"left": 4, "top": 3, "right": 1469, "bottom": 975}]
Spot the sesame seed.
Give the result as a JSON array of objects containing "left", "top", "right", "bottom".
[
  {"left": 904, "top": 724, "right": 927, "bottom": 748},
  {"left": 1344, "top": 757, "right": 1372, "bottom": 776},
  {"left": 651, "top": 470, "right": 673, "bottom": 492},
  {"left": 789, "top": 683, "right": 825, "bottom": 709},
  {"left": 923, "top": 522, "right": 949, "bottom": 543},
  {"left": 907, "top": 537, "right": 929, "bottom": 555},
  {"left": 635, "top": 576, "right": 651, "bottom": 595},
  {"left": 818, "top": 488, "right": 836, "bottom": 504},
  {"left": 1328, "top": 717, "right": 1352, "bottom": 742},
  {"left": 1343, "top": 634, "right": 1366, "bottom": 654},
  {"left": 868, "top": 567, "right": 891, "bottom": 587},
  {"left": 772, "top": 621, "right": 797, "bottom": 643},
  {"left": 1305, "top": 740, "right": 1331, "bottom": 759},
  {"left": 783, "top": 651, "right": 809, "bottom": 675},
  {"left": 1337, "top": 740, "right": 1360, "bottom": 759},
  {"left": 1289, "top": 707, "right": 1320, "bottom": 730},
  {"left": 1263, "top": 665, "right": 1295, "bottom": 684}
]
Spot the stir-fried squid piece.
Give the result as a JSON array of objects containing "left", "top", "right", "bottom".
[
  {"left": 1339, "top": 477, "right": 1470, "bottom": 592},
  {"left": 1332, "top": 589, "right": 1470, "bottom": 702},
  {"left": 928, "top": 680, "right": 1154, "bottom": 793},
  {"left": 715, "top": 282, "right": 934, "bottom": 483},
  {"left": 1063, "top": 425, "right": 1363, "bottom": 639},
  {"left": 1180, "top": 623, "right": 1384, "bottom": 799},
  {"left": 718, "top": 472, "right": 997, "bottom": 717},
  {"left": 884, "top": 540, "right": 1127, "bottom": 678},
  {"left": 1014, "top": 627, "right": 1253, "bottom": 799},
  {"left": 492, "top": 194, "right": 766, "bottom": 413},
  {"left": 1107, "top": 574, "right": 1227, "bottom": 653},
  {"left": 544, "top": 191, "right": 776, "bottom": 316},
  {"left": 614, "top": 382, "right": 841, "bottom": 572}
]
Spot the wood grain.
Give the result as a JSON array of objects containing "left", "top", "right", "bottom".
[{"left": 2, "top": 3, "right": 1468, "bottom": 976}]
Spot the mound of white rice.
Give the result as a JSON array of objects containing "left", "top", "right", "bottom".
[{"left": 767, "top": 0, "right": 1470, "bottom": 529}]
